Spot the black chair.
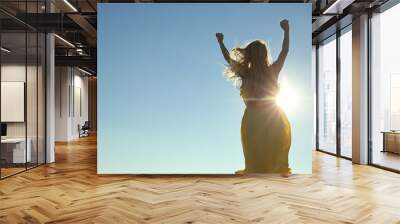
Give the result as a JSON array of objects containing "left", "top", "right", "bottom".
[{"left": 79, "top": 121, "right": 90, "bottom": 138}]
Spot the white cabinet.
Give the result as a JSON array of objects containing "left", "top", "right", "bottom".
[{"left": 1, "top": 138, "right": 32, "bottom": 163}]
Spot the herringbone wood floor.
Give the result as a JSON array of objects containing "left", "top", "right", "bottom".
[{"left": 1, "top": 134, "right": 400, "bottom": 224}]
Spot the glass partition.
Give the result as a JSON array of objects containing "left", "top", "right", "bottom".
[
  {"left": 0, "top": 31, "right": 28, "bottom": 177},
  {"left": 0, "top": 1, "right": 46, "bottom": 179}
]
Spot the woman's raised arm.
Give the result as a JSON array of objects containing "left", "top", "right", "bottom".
[
  {"left": 272, "top": 20, "right": 289, "bottom": 75},
  {"left": 216, "top": 33, "right": 233, "bottom": 65}
]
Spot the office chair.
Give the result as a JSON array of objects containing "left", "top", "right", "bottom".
[{"left": 79, "top": 121, "right": 90, "bottom": 138}]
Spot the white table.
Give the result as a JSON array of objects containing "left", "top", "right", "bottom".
[{"left": 1, "top": 138, "right": 31, "bottom": 163}]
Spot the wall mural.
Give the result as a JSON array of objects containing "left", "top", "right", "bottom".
[{"left": 98, "top": 3, "right": 312, "bottom": 175}]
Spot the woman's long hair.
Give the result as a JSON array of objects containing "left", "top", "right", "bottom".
[{"left": 224, "top": 40, "right": 272, "bottom": 83}]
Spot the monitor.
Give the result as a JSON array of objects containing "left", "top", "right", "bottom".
[{"left": 1, "top": 123, "right": 7, "bottom": 137}]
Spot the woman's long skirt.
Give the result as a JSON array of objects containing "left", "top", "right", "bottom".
[{"left": 240, "top": 103, "right": 291, "bottom": 174}]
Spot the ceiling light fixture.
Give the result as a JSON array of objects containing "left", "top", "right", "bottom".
[
  {"left": 322, "top": 0, "right": 354, "bottom": 15},
  {"left": 76, "top": 48, "right": 85, "bottom": 55},
  {"left": 54, "top": 34, "right": 75, "bottom": 48},
  {"left": 1, "top": 47, "right": 11, "bottom": 53},
  {"left": 78, "top": 67, "right": 93, "bottom": 76},
  {"left": 63, "top": 0, "right": 78, "bottom": 12}
]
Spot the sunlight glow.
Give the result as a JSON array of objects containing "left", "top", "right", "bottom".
[{"left": 276, "top": 78, "right": 298, "bottom": 113}]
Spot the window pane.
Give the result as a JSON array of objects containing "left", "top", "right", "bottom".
[
  {"left": 371, "top": 4, "right": 400, "bottom": 171},
  {"left": 318, "top": 37, "right": 337, "bottom": 154},
  {"left": 340, "top": 29, "right": 352, "bottom": 158},
  {"left": 312, "top": 46, "right": 317, "bottom": 150}
]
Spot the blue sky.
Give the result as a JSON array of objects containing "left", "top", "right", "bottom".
[{"left": 98, "top": 3, "right": 312, "bottom": 174}]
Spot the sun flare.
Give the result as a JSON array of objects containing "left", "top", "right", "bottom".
[{"left": 276, "top": 78, "right": 298, "bottom": 113}]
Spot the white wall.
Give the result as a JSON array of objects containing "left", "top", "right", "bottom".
[
  {"left": 1, "top": 65, "right": 28, "bottom": 141},
  {"left": 55, "top": 66, "right": 70, "bottom": 141},
  {"left": 55, "top": 67, "right": 89, "bottom": 141},
  {"left": 71, "top": 73, "right": 89, "bottom": 138},
  {"left": 1, "top": 65, "right": 41, "bottom": 137}
]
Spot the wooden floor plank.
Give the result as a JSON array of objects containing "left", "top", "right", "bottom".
[{"left": 0, "top": 134, "right": 400, "bottom": 223}]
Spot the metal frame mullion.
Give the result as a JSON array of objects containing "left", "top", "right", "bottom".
[
  {"left": 367, "top": 11, "right": 373, "bottom": 166},
  {"left": 36, "top": 0, "right": 39, "bottom": 168},
  {"left": 316, "top": 44, "right": 320, "bottom": 151},
  {"left": 336, "top": 29, "right": 341, "bottom": 157},
  {"left": 44, "top": 0, "right": 48, "bottom": 164},
  {"left": 0, "top": 27, "right": 2, "bottom": 179},
  {"left": 24, "top": 0, "right": 28, "bottom": 171}
]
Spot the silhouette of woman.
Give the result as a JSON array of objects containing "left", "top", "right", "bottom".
[{"left": 216, "top": 20, "right": 291, "bottom": 176}]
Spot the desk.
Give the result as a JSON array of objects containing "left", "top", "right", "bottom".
[
  {"left": 1, "top": 138, "right": 31, "bottom": 163},
  {"left": 382, "top": 131, "right": 400, "bottom": 154}
]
